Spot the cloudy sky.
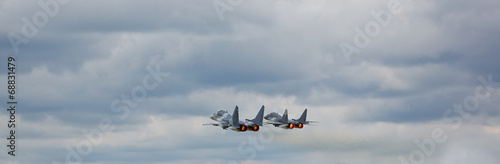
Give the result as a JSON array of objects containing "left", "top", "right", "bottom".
[{"left": 1, "top": 0, "right": 500, "bottom": 163}]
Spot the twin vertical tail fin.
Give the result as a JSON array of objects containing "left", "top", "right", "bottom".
[
  {"left": 298, "top": 109, "right": 307, "bottom": 123},
  {"left": 281, "top": 109, "right": 289, "bottom": 123},
  {"left": 231, "top": 106, "right": 239, "bottom": 127},
  {"left": 245, "top": 105, "right": 265, "bottom": 126},
  {"left": 254, "top": 105, "right": 265, "bottom": 126}
]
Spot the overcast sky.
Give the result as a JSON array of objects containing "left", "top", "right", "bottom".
[{"left": 1, "top": 0, "right": 500, "bottom": 163}]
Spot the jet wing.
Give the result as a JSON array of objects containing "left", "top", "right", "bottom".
[
  {"left": 203, "top": 121, "right": 229, "bottom": 127},
  {"left": 266, "top": 121, "right": 285, "bottom": 125}
]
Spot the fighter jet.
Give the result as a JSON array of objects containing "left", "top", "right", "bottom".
[
  {"left": 203, "top": 105, "right": 265, "bottom": 132},
  {"left": 264, "top": 109, "right": 316, "bottom": 129}
]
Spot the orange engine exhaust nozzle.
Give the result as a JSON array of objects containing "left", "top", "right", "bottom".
[
  {"left": 241, "top": 125, "right": 247, "bottom": 131},
  {"left": 253, "top": 125, "right": 259, "bottom": 131},
  {"left": 288, "top": 123, "right": 294, "bottom": 129}
]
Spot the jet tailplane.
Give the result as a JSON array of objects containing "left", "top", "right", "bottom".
[{"left": 298, "top": 109, "right": 307, "bottom": 123}]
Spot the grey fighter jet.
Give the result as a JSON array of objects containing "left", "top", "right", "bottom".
[
  {"left": 264, "top": 109, "right": 316, "bottom": 129},
  {"left": 204, "top": 105, "right": 265, "bottom": 132}
]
